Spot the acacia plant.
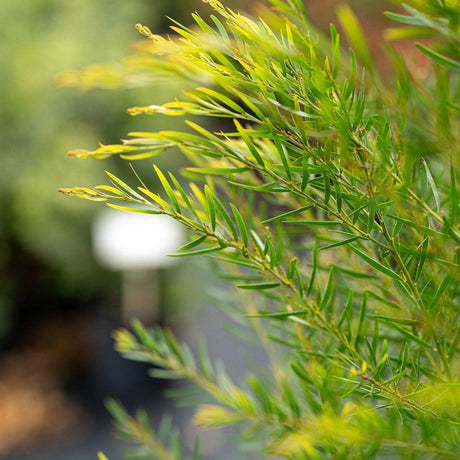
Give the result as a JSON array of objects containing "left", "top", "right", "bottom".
[{"left": 60, "top": 0, "right": 459, "bottom": 458}]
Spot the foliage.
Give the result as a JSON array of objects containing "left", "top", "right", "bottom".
[{"left": 62, "top": 0, "right": 459, "bottom": 458}]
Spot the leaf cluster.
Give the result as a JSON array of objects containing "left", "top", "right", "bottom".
[{"left": 61, "top": 0, "right": 459, "bottom": 458}]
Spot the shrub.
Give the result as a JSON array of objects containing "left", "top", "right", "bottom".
[{"left": 61, "top": 0, "right": 459, "bottom": 458}]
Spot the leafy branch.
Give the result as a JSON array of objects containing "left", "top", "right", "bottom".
[{"left": 61, "top": 0, "right": 459, "bottom": 458}]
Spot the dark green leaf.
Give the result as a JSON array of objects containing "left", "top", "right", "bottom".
[
  {"left": 230, "top": 203, "right": 249, "bottom": 247},
  {"left": 261, "top": 205, "right": 313, "bottom": 224},
  {"left": 169, "top": 247, "right": 224, "bottom": 257},
  {"left": 177, "top": 235, "right": 207, "bottom": 252},
  {"left": 349, "top": 244, "right": 405, "bottom": 282},
  {"left": 237, "top": 283, "right": 280, "bottom": 290}
]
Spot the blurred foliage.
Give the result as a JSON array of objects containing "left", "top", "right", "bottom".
[{"left": 0, "top": 0, "right": 213, "bottom": 332}]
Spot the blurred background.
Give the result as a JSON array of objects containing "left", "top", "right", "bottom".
[{"left": 0, "top": 0, "right": 392, "bottom": 458}]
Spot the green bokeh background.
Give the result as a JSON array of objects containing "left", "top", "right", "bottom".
[{"left": 0, "top": 0, "right": 210, "bottom": 332}]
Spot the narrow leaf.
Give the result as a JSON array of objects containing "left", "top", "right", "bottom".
[
  {"left": 306, "top": 241, "right": 318, "bottom": 296},
  {"left": 169, "top": 247, "right": 224, "bottom": 257},
  {"left": 204, "top": 185, "right": 216, "bottom": 230},
  {"left": 178, "top": 235, "right": 207, "bottom": 252},
  {"left": 106, "top": 203, "right": 160, "bottom": 214},
  {"left": 415, "top": 43, "right": 460, "bottom": 71},
  {"left": 234, "top": 119, "right": 265, "bottom": 166},
  {"left": 319, "top": 236, "right": 361, "bottom": 251},
  {"left": 154, "top": 165, "right": 181, "bottom": 213},
  {"left": 237, "top": 283, "right": 280, "bottom": 290},
  {"left": 261, "top": 206, "right": 313, "bottom": 224},
  {"left": 349, "top": 244, "right": 405, "bottom": 283},
  {"left": 230, "top": 203, "right": 249, "bottom": 247},
  {"left": 187, "top": 167, "right": 250, "bottom": 175}
]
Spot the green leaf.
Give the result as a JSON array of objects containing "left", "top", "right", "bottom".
[
  {"left": 250, "top": 229, "right": 264, "bottom": 253},
  {"left": 105, "top": 398, "right": 129, "bottom": 424},
  {"left": 214, "top": 199, "right": 238, "bottom": 240},
  {"left": 349, "top": 244, "right": 405, "bottom": 283},
  {"left": 428, "top": 273, "right": 453, "bottom": 310},
  {"left": 366, "top": 290, "right": 402, "bottom": 310},
  {"left": 237, "top": 283, "right": 280, "bottom": 290},
  {"left": 139, "top": 187, "right": 173, "bottom": 212},
  {"left": 154, "top": 165, "right": 181, "bottom": 213},
  {"left": 105, "top": 171, "right": 145, "bottom": 201},
  {"left": 337, "top": 290, "right": 353, "bottom": 338},
  {"left": 245, "top": 310, "right": 308, "bottom": 319},
  {"left": 261, "top": 205, "right": 313, "bottom": 224},
  {"left": 234, "top": 119, "right": 265, "bottom": 166},
  {"left": 330, "top": 24, "right": 340, "bottom": 78},
  {"left": 319, "top": 266, "right": 335, "bottom": 310},
  {"left": 354, "top": 294, "right": 367, "bottom": 348},
  {"left": 400, "top": 342, "right": 409, "bottom": 371},
  {"left": 372, "top": 315, "right": 422, "bottom": 327},
  {"left": 333, "top": 265, "right": 378, "bottom": 279},
  {"left": 230, "top": 203, "right": 249, "bottom": 247},
  {"left": 301, "top": 151, "right": 309, "bottom": 191},
  {"left": 283, "top": 220, "right": 339, "bottom": 226},
  {"left": 228, "top": 181, "right": 284, "bottom": 192},
  {"left": 204, "top": 185, "right": 216, "bottom": 230},
  {"left": 211, "top": 14, "right": 230, "bottom": 42},
  {"left": 387, "top": 213, "right": 440, "bottom": 238},
  {"left": 168, "top": 173, "right": 199, "bottom": 219},
  {"left": 195, "top": 87, "right": 245, "bottom": 114},
  {"left": 449, "top": 161, "right": 458, "bottom": 224},
  {"left": 323, "top": 173, "right": 331, "bottom": 205},
  {"left": 333, "top": 177, "right": 342, "bottom": 213},
  {"left": 268, "top": 120, "right": 291, "bottom": 180},
  {"left": 227, "top": 87, "right": 265, "bottom": 120},
  {"left": 177, "top": 235, "right": 207, "bottom": 252},
  {"left": 186, "top": 167, "right": 250, "bottom": 175},
  {"left": 383, "top": 370, "right": 406, "bottom": 386},
  {"left": 120, "top": 149, "right": 169, "bottom": 160},
  {"left": 421, "top": 159, "right": 440, "bottom": 213},
  {"left": 377, "top": 318, "right": 435, "bottom": 350},
  {"left": 415, "top": 43, "right": 460, "bottom": 71},
  {"left": 264, "top": 233, "right": 278, "bottom": 268},
  {"left": 95, "top": 185, "right": 125, "bottom": 196},
  {"left": 367, "top": 200, "right": 376, "bottom": 233},
  {"left": 106, "top": 203, "right": 160, "bottom": 214},
  {"left": 414, "top": 237, "right": 429, "bottom": 282},
  {"left": 186, "top": 121, "right": 235, "bottom": 156},
  {"left": 306, "top": 241, "right": 318, "bottom": 296},
  {"left": 384, "top": 26, "right": 435, "bottom": 41},
  {"left": 169, "top": 247, "right": 224, "bottom": 257},
  {"left": 370, "top": 319, "right": 379, "bottom": 364},
  {"left": 209, "top": 255, "right": 259, "bottom": 270},
  {"left": 373, "top": 346, "right": 388, "bottom": 377},
  {"left": 384, "top": 11, "right": 429, "bottom": 26},
  {"left": 319, "top": 236, "right": 361, "bottom": 251},
  {"left": 346, "top": 49, "right": 357, "bottom": 100}
]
